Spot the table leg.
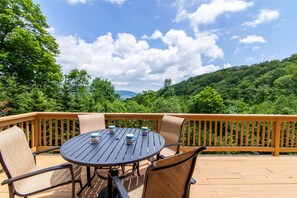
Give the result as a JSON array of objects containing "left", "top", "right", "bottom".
[
  {"left": 87, "top": 166, "right": 91, "bottom": 186},
  {"left": 107, "top": 169, "right": 119, "bottom": 198}
]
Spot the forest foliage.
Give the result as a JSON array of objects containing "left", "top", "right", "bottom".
[{"left": 1, "top": 0, "right": 297, "bottom": 116}]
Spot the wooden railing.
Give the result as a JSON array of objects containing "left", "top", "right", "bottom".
[{"left": 1, "top": 112, "right": 297, "bottom": 156}]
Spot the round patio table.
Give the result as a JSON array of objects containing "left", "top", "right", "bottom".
[{"left": 61, "top": 127, "right": 165, "bottom": 167}]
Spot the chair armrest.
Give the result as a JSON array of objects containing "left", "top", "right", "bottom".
[
  {"left": 157, "top": 142, "right": 182, "bottom": 160},
  {"left": 1, "top": 163, "right": 72, "bottom": 186},
  {"left": 108, "top": 171, "right": 129, "bottom": 198},
  {"left": 163, "top": 142, "right": 181, "bottom": 148},
  {"left": 33, "top": 146, "right": 60, "bottom": 155},
  {"left": 32, "top": 146, "right": 60, "bottom": 164}
]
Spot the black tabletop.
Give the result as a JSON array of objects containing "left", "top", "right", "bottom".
[{"left": 60, "top": 128, "right": 165, "bottom": 167}]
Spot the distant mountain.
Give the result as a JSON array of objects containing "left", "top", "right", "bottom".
[
  {"left": 116, "top": 90, "right": 138, "bottom": 99},
  {"left": 168, "top": 54, "right": 297, "bottom": 105}
]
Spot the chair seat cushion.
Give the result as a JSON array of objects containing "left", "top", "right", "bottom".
[
  {"left": 160, "top": 147, "right": 176, "bottom": 157},
  {"left": 14, "top": 163, "right": 81, "bottom": 195},
  {"left": 124, "top": 175, "right": 145, "bottom": 197}
]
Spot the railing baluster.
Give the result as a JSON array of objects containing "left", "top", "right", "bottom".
[
  {"left": 230, "top": 121, "right": 234, "bottom": 146},
  {"left": 225, "top": 121, "right": 228, "bottom": 146},
  {"left": 49, "top": 119, "right": 53, "bottom": 146},
  {"left": 203, "top": 120, "right": 207, "bottom": 146},
  {"left": 55, "top": 119, "right": 58, "bottom": 146},
  {"left": 286, "top": 122, "right": 290, "bottom": 147},
  {"left": 235, "top": 121, "right": 239, "bottom": 146},
  {"left": 280, "top": 122, "right": 285, "bottom": 147},
  {"left": 246, "top": 121, "right": 249, "bottom": 146},
  {"left": 251, "top": 122, "right": 255, "bottom": 146},
  {"left": 291, "top": 122, "right": 295, "bottom": 147},
  {"left": 267, "top": 121, "right": 271, "bottom": 147},
  {"left": 67, "top": 119, "right": 70, "bottom": 140},
  {"left": 72, "top": 119, "right": 75, "bottom": 138},
  {"left": 198, "top": 120, "right": 201, "bottom": 146},
  {"left": 26, "top": 121, "right": 29, "bottom": 142},
  {"left": 209, "top": 121, "right": 212, "bottom": 146},
  {"left": 43, "top": 119, "right": 46, "bottom": 146},
  {"left": 61, "top": 120, "right": 65, "bottom": 145},
  {"left": 188, "top": 120, "right": 191, "bottom": 146},
  {"left": 261, "top": 122, "right": 266, "bottom": 147},
  {"left": 219, "top": 121, "right": 223, "bottom": 146},
  {"left": 240, "top": 121, "right": 244, "bottom": 146},
  {"left": 193, "top": 120, "right": 196, "bottom": 146},
  {"left": 256, "top": 121, "right": 260, "bottom": 146},
  {"left": 214, "top": 121, "right": 217, "bottom": 146}
]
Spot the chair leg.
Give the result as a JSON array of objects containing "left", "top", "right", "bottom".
[
  {"left": 72, "top": 181, "right": 75, "bottom": 198},
  {"left": 190, "top": 178, "right": 197, "bottom": 184},
  {"left": 121, "top": 165, "right": 125, "bottom": 175},
  {"left": 136, "top": 162, "right": 140, "bottom": 176},
  {"left": 8, "top": 184, "right": 15, "bottom": 198}
]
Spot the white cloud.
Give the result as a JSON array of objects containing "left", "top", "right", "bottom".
[
  {"left": 46, "top": 27, "right": 57, "bottom": 34},
  {"left": 142, "top": 30, "right": 163, "bottom": 40},
  {"left": 252, "top": 46, "right": 260, "bottom": 50},
  {"left": 54, "top": 29, "right": 223, "bottom": 92},
  {"left": 230, "top": 35, "right": 239, "bottom": 40},
  {"left": 245, "top": 56, "right": 254, "bottom": 62},
  {"left": 175, "top": 0, "right": 253, "bottom": 28},
  {"left": 223, "top": 63, "right": 232, "bottom": 68},
  {"left": 66, "top": 0, "right": 90, "bottom": 5},
  {"left": 105, "top": 0, "right": 125, "bottom": 5},
  {"left": 244, "top": 9, "right": 279, "bottom": 27},
  {"left": 239, "top": 35, "right": 266, "bottom": 44}
]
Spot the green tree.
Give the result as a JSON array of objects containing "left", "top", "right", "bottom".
[
  {"left": 190, "top": 86, "right": 225, "bottom": 113},
  {"left": 64, "top": 69, "right": 91, "bottom": 112},
  {"left": 159, "top": 78, "right": 175, "bottom": 97},
  {"left": 89, "top": 78, "right": 119, "bottom": 112},
  {"left": 1, "top": 75, "right": 32, "bottom": 114},
  {"left": 151, "top": 96, "right": 186, "bottom": 113},
  {"left": 0, "top": 0, "right": 62, "bottom": 95}
]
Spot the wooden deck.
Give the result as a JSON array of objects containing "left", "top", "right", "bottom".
[{"left": 1, "top": 154, "right": 297, "bottom": 197}]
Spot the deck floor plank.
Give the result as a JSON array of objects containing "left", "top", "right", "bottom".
[{"left": 1, "top": 154, "right": 297, "bottom": 197}]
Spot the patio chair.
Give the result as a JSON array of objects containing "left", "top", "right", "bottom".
[
  {"left": 78, "top": 114, "right": 106, "bottom": 186},
  {"left": 102, "top": 146, "right": 206, "bottom": 198},
  {"left": 133, "top": 115, "right": 185, "bottom": 176},
  {"left": 158, "top": 115, "right": 185, "bottom": 159},
  {"left": 0, "top": 126, "right": 82, "bottom": 198},
  {"left": 78, "top": 113, "right": 106, "bottom": 134}
]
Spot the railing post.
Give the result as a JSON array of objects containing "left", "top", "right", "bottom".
[
  {"left": 33, "top": 115, "right": 40, "bottom": 152},
  {"left": 272, "top": 118, "right": 281, "bottom": 156},
  {"left": 156, "top": 115, "right": 162, "bottom": 133}
]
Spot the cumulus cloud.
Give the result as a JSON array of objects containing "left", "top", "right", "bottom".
[
  {"left": 239, "top": 35, "right": 266, "bottom": 44},
  {"left": 142, "top": 30, "right": 163, "bottom": 40},
  {"left": 244, "top": 9, "right": 279, "bottom": 27},
  {"left": 54, "top": 30, "right": 223, "bottom": 91},
  {"left": 105, "top": 0, "right": 125, "bottom": 5},
  {"left": 66, "top": 0, "right": 90, "bottom": 5},
  {"left": 230, "top": 35, "right": 239, "bottom": 40},
  {"left": 175, "top": 0, "right": 253, "bottom": 29}
]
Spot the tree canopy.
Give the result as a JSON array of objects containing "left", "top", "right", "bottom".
[{"left": 0, "top": 0, "right": 62, "bottom": 95}]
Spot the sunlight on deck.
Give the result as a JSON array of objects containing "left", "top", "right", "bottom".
[{"left": 1, "top": 154, "right": 297, "bottom": 198}]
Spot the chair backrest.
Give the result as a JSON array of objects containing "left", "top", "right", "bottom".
[
  {"left": 0, "top": 126, "right": 36, "bottom": 179},
  {"left": 78, "top": 113, "right": 106, "bottom": 134},
  {"left": 142, "top": 146, "right": 206, "bottom": 198},
  {"left": 159, "top": 115, "right": 185, "bottom": 153}
]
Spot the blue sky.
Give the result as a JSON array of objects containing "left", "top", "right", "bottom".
[{"left": 33, "top": 0, "right": 297, "bottom": 92}]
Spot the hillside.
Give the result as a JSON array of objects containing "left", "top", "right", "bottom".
[
  {"left": 116, "top": 90, "right": 138, "bottom": 100},
  {"left": 171, "top": 54, "right": 297, "bottom": 106}
]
